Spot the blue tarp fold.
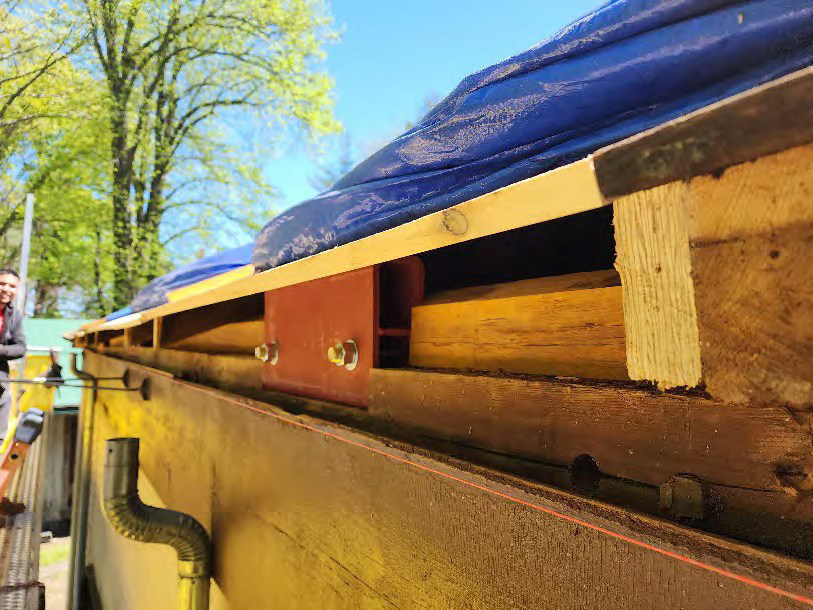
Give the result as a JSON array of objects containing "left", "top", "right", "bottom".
[
  {"left": 129, "top": 244, "right": 252, "bottom": 313},
  {"left": 105, "top": 306, "right": 132, "bottom": 321},
  {"left": 253, "top": 0, "right": 813, "bottom": 271}
]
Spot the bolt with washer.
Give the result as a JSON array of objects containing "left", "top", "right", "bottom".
[
  {"left": 327, "top": 339, "right": 358, "bottom": 370},
  {"left": 255, "top": 340, "right": 279, "bottom": 365}
]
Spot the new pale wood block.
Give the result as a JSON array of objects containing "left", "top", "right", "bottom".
[{"left": 409, "top": 270, "right": 627, "bottom": 380}]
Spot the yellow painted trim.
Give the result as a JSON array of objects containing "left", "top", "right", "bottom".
[{"left": 167, "top": 264, "right": 255, "bottom": 302}]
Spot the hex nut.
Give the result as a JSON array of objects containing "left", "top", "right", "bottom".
[
  {"left": 327, "top": 340, "right": 358, "bottom": 371},
  {"left": 255, "top": 341, "right": 279, "bottom": 365}
]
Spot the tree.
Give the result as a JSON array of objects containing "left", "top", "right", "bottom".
[
  {"left": 0, "top": 0, "right": 85, "bottom": 236},
  {"left": 0, "top": 90, "right": 114, "bottom": 317},
  {"left": 80, "top": 0, "right": 339, "bottom": 307},
  {"left": 23, "top": 101, "right": 114, "bottom": 317},
  {"left": 1, "top": 2, "right": 109, "bottom": 317},
  {"left": 0, "top": 0, "right": 82, "bottom": 163}
]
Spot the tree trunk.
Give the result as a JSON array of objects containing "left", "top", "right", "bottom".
[
  {"left": 110, "top": 102, "right": 134, "bottom": 308},
  {"left": 33, "top": 282, "right": 59, "bottom": 317},
  {"left": 91, "top": 226, "right": 109, "bottom": 317}
]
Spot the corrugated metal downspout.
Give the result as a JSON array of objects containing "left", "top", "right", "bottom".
[{"left": 103, "top": 438, "right": 211, "bottom": 610}]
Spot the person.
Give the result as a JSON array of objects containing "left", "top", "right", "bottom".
[{"left": 0, "top": 269, "right": 26, "bottom": 440}]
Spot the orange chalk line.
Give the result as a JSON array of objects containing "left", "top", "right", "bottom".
[{"left": 179, "top": 381, "right": 813, "bottom": 606}]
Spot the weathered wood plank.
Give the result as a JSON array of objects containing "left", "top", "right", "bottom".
[
  {"left": 99, "top": 346, "right": 264, "bottom": 394},
  {"left": 594, "top": 67, "right": 813, "bottom": 198},
  {"left": 82, "top": 351, "right": 813, "bottom": 609},
  {"left": 692, "top": 229, "right": 813, "bottom": 407},
  {"left": 369, "top": 368, "right": 812, "bottom": 494},
  {"left": 369, "top": 368, "right": 813, "bottom": 555},
  {"left": 410, "top": 270, "right": 627, "bottom": 380},
  {"left": 161, "top": 318, "right": 263, "bottom": 355},
  {"left": 688, "top": 145, "right": 813, "bottom": 241},
  {"left": 688, "top": 144, "right": 813, "bottom": 406},
  {"left": 613, "top": 183, "right": 702, "bottom": 388},
  {"left": 90, "top": 348, "right": 813, "bottom": 556}
]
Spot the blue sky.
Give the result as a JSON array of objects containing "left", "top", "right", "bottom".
[{"left": 264, "top": 0, "right": 603, "bottom": 211}]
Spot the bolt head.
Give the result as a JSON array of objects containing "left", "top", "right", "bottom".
[
  {"left": 255, "top": 341, "right": 279, "bottom": 365},
  {"left": 327, "top": 343, "right": 345, "bottom": 366},
  {"left": 255, "top": 344, "right": 269, "bottom": 362},
  {"left": 327, "top": 340, "right": 358, "bottom": 370}
]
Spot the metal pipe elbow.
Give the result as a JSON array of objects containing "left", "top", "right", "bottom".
[{"left": 103, "top": 438, "right": 211, "bottom": 609}]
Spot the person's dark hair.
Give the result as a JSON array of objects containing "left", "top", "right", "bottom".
[{"left": 0, "top": 269, "right": 19, "bottom": 279}]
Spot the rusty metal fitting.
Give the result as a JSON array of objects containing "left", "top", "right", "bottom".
[
  {"left": 327, "top": 340, "right": 358, "bottom": 371},
  {"left": 255, "top": 341, "right": 279, "bottom": 365}
]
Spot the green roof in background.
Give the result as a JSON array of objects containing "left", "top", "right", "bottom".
[{"left": 24, "top": 318, "right": 89, "bottom": 407}]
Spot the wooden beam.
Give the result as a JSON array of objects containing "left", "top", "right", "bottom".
[
  {"left": 161, "top": 318, "right": 264, "bottom": 355},
  {"left": 594, "top": 67, "right": 813, "bottom": 198},
  {"left": 369, "top": 368, "right": 812, "bottom": 493},
  {"left": 151, "top": 318, "right": 161, "bottom": 350},
  {"left": 687, "top": 144, "right": 813, "bottom": 407},
  {"left": 409, "top": 270, "right": 627, "bottom": 380},
  {"left": 369, "top": 368, "right": 813, "bottom": 556},
  {"left": 613, "top": 183, "right": 702, "bottom": 389},
  {"left": 102, "top": 347, "right": 263, "bottom": 392}
]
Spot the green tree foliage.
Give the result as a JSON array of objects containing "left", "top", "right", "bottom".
[
  {"left": 0, "top": 0, "right": 339, "bottom": 316},
  {"left": 0, "top": 1, "right": 83, "bottom": 166},
  {"left": 79, "top": 0, "right": 339, "bottom": 307},
  {"left": 0, "top": 1, "right": 108, "bottom": 317},
  {"left": 24, "top": 102, "right": 114, "bottom": 317}
]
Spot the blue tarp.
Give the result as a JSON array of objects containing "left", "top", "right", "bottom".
[
  {"left": 254, "top": 0, "right": 813, "bottom": 271},
  {"left": 130, "top": 244, "right": 253, "bottom": 313},
  {"left": 105, "top": 306, "right": 132, "bottom": 321}
]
